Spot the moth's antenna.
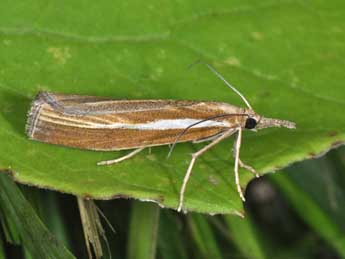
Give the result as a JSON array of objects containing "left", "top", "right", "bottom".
[
  {"left": 205, "top": 63, "right": 253, "bottom": 110},
  {"left": 188, "top": 61, "right": 253, "bottom": 110}
]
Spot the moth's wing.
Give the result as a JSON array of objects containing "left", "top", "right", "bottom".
[
  {"left": 26, "top": 92, "right": 232, "bottom": 151},
  {"left": 35, "top": 92, "right": 202, "bottom": 115}
]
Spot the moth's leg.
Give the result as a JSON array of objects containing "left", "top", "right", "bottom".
[
  {"left": 192, "top": 130, "right": 226, "bottom": 144},
  {"left": 238, "top": 159, "right": 260, "bottom": 178},
  {"left": 178, "top": 129, "right": 236, "bottom": 212},
  {"left": 97, "top": 148, "right": 145, "bottom": 166},
  {"left": 234, "top": 127, "right": 246, "bottom": 201},
  {"left": 232, "top": 136, "right": 259, "bottom": 178}
]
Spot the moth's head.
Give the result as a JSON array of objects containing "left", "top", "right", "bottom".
[
  {"left": 241, "top": 110, "right": 260, "bottom": 131},
  {"left": 242, "top": 110, "right": 296, "bottom": 131}
]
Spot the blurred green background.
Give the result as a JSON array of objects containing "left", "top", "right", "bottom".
[{"left": 1, "top": 0, "right": 345, "bottom": 258}]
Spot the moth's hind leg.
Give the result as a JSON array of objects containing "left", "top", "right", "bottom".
[{"left": 97, "top": 148, "right": 145, "bottom": 166}]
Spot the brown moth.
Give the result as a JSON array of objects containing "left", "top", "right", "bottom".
[{"left": 26, "top": 64, "right": 296, "bottom": 212}]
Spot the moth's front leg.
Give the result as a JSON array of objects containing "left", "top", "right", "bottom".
[
  {"left": 238, "top": 159, "right": 260, "bottom": 178},
  {"left": 232, "top": 136, "right": 260, "bottom": 178}
]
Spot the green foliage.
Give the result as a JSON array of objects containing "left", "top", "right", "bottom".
[
  {"left": 0, "top": 174, "right": 75, "bottom": 259},
  {"left": 0, "top": 235, "right": 4, "bottom": 259},
  {"left": 188, "top": 214, "right": 223, "bottom": 259},
  {"left": 127, "top": 202, "right": 160, "bottom": 259},
  {"left": 157, "top": 210, "right": 188, "bottom": 259},
  {"left": 272, "top": 156, "right": 345, "bottom": 257},
  {"left": 225, "top": 215, "right": 266, "bottom": 259}
]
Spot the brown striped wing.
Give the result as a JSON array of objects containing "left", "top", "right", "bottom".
[{"left": 26, "top": 92, "right": 240, "bottom": 151}]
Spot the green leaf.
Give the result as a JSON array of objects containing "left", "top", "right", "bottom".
[
  {"left": 271, "top": 153, "right": 345, "bottom": 257},
  {"left": 0, "top": 173, "right": 75, "bottom": 259},
  {"left": 188, "top": 214, "right": 223, "bottom": 259},
  {"left": 0, "top": 235, "right": 4, "bottom": 259},
  {"left": 33, "top": 191, "right": 72, "bottom": 250},
  {"left": 0, "top": 1, "right": 344, "bottom": 214},
  {"left": 157, "top": 211, "right": 188, "bottom": 259},
  {"left": 225, "top": 215, "right": 266, "bottom": 259},
  {"left": 127, "top": 202, "right": 160, "bottom": 259}
]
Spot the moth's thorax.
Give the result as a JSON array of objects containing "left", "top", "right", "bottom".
[
  {"left": 207, "top": 102, "right": 261, "bottom": 129},
  {"left": 212, "top": 102, "right": 244, "bottom": 114}
]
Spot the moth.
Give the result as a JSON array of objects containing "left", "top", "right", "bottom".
[{"left": 26, "top": 64, "right": 296, "bottom": 212}]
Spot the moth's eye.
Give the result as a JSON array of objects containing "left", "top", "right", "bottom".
[{"left": 245, "top": 118, "right": 257, "bottom": 129}]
